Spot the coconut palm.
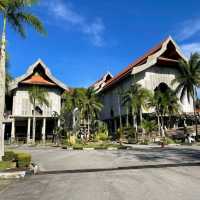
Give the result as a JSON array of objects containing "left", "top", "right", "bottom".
[
  {"left": 172, "top": 53, "right": 200, "bottom": 135},
  {"left": 122, "top": 84, "right": 139, "bottom": 131},
  {"left": 152, "top": 88, "right": 180, "bottom": 135},
  {"left": 115, "top": 88, "right": 123, "bottom": 129},
  {"left": 122, "top": 83, "right": 152, "bottom": 132},
  {"left": 141, "top": 119, "right": 157, "bottom": 139},
  {"left": 137, "top": 85, "right": 153, "bottom": 126},
  {"left": 5, "top": 52, "right": 12, "bottom": 95},
  {"left": 28, "top": 86, "right": 49, "bottom": 143},
  {"left": 166, "top": 90, "right": 180, "bottom": 128},
  {"left": 0, "top": 0, "right": 46, "bottom": 157},
  {"left": 83, "top": 88, "right": 103, "bottom": 139}
]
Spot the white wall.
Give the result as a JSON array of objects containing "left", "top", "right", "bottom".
[
  {"left": 12, "top": 86, "right": 62, "bottom": 117},
  {"left": 99, "top": 65, "right": 194, "bottom": 120},
  {"left": 141, "top": 65, "right": 193, "bottom": 113}
]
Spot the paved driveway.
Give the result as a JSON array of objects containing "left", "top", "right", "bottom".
[
  {"left": 1, "top": 145, "right": 200, "bottom": 200},
  {"left": 11, "top": 145, "right": 200, "bottom": 172}
]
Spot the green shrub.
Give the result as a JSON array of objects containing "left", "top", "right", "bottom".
[
  {"left": 2, "top": 151, "right": 16, "bottom": 161},
  {"left": 140, "top": 139, "right": 150, "bottom": 145},
  {"left": 75, "top": 138, "right": 83, "bottom": 144},
  {"left": 163, "top": 137, "right": 175, "bottom": 145},
  {"left": 96, "top": 132, "right": 108, "bottom": 141},
  {"left": 15, "top": 152, "right": 31, "bottom": 168}
]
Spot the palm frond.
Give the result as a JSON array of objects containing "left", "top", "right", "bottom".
[
  {"left": 16, "top": 12, "right": 46, "bottom": 35},
  {"left": 2, "top": 0, "right": 46, "bottom": 38},
  {"left": 7, "top": 12, "right": 26, "bottom": 37}
]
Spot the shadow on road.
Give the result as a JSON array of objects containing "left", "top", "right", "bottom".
[
  {"left": 111, "top": 147, "right": 200, "bottom": 163},
  {"left": 37, "top": 161, "right": 200, "bottom": 175}
]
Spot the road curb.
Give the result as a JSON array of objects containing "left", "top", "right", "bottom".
[{"left": 0, "top": 171, "right": 26, "bottom": 179}]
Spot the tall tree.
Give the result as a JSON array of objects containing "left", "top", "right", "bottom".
[
  {"left": 28, "top": 86, "right": 49, "bottom": 143},
  {"left": 172, "top": 53, "right": 200, "bottom": 136},
  {"left": 5, "top": 52, "right": 12, "bottom": 95},
  {"left": 0, "top": 0, "right": 46, "bottom": 158},
  {"left": 62, "top": 88, "right": 103, "bottom": 139},
  {"left": 122, "top": 84, "right": 139, "bottom": 131},
  {"left": 115, "top": 88, "right": 123, "bottom": 129},
  {"left": 83, "top": 88, "right": 103, "bottom": 139},
  {"left": 152, "top": 88, "right": 180, "bottom": 135},
  {"left": 122, "top": 82, "right": 152, "bottom": 135},
  {"left": 61, "top": 89, "right": 83, "bottom": 133}
]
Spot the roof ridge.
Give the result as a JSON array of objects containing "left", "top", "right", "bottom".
[{"left": 102, "top": 36, "right": 169, "bottom": 91}]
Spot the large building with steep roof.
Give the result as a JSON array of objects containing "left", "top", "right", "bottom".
[
  {"left": 3, "top": 59, "right": 70, "bottom": 143},
  {"left": 92, "top": 36, "right": 193, "bottom": 134}
]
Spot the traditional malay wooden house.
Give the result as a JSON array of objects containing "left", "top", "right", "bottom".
[
  {"left": 92, "top": 36, "right": 194, "bottom": 134},
  {"left": 3, "top": 59, "right": 70, "bottom": 143}
]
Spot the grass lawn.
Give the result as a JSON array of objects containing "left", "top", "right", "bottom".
[{"left": 0, "top": 161, "right": 14, "bottom": 171}]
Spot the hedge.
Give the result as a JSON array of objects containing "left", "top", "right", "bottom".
[
  {"left": 2, "top": 151, "right": 16, "bottom": 161},
  {"left": 15, "top": 152, "right": 31, "bottom": 168}
]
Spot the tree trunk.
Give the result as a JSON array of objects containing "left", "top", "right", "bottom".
[
  {"left": 192, "top": 89, "right": 198, "bottom": 137},
  {"left": 139, "top": 109, "right": 143, "bottom": 125},
  {"left": 134, "top": 115, "right": 138, "bottom": 132},
  {"left": 87, "top": 114, "right": 90, "bottom": 142},
  {"left": 157, "top": 114, "right": 161, "bottom": 136},
  {"left": 126, "top": 107, "right": 129, "bottom": 127},
  {"left": 117, "top": 95, "right": 122, "bottom": 129},
  {"left": 140, "top": 108, "right": 144, "bottom": 136},
  {"left": 161, "top": 115, "right": 165, "bottom": 137},
  {"left": 0, "top": 16, "right": 6, "bottom": 160},
  {"left": 132, "top": 111, "right": 138, "bottom": 142},
  {"left": 193, "top": 98, "right": 198, "bottom": 137},
  {"left": 32, "top": 101, "right": 36, "bottom": 144}
]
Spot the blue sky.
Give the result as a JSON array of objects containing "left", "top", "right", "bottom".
[{"left": 4, "top": 0, "right": 200, "bottom": 88}]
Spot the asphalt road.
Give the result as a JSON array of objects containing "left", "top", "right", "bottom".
[{"left": 1, "top": 146, "right": 200, "bottom": 200}]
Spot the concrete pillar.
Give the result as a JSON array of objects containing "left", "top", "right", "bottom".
[
  {"left": 27, "top": 118, "right": 31, "bottom": 144},
  {"left": 42, "top": 118, "right": 46, "bottom": 143},
  {"left": 11, "top": 118, "right": 15, "bottom": 143}
]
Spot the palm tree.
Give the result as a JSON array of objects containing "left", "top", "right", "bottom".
[
  {"left": 5, "top": 52, "right": 12, "bottom": 95},
  {"left": 152, "top": 88, "right": 180, "bottom": 135},
  {"left": 172, "top": 53, "right": 200, "bottom": 136},
  {"left": 83, "top": 88, "right": 103, "bottom": 140},
  {"left": 141, "top": 119, "right": 157, "bottom": 139},
  {"left": 62, "top": 88, "right": 103, "bottom": 140},
  {"left": 28, "top": 86, "right": 49, "bottom": 144},
  {"left": 122, "top": 83, "right": 152, "bottom": 130},
  {"left": 137, "top": 85, "right": 153, "bottom": 126},
  {"left": 115, "top": 88, "right": 123, "bottom": 129},
  {"left": 166, "top": 90, "right": 180, "bottom": 128},
  {"left": 122, "top": 84, "right": 139, "bottom": 131},
  {"left": 0, "top": 0, "right": 46, "bottom": 157}
]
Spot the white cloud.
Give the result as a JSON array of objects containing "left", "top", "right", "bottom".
[
  {"left": 42, "top": 0, "right": 105, "bottom": 47},
  {"left": 181, "top": 43, "right": 200, "bottom": 57},
  {"left": 178, "top": 18, "right": 200, "bottom": 41}
]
